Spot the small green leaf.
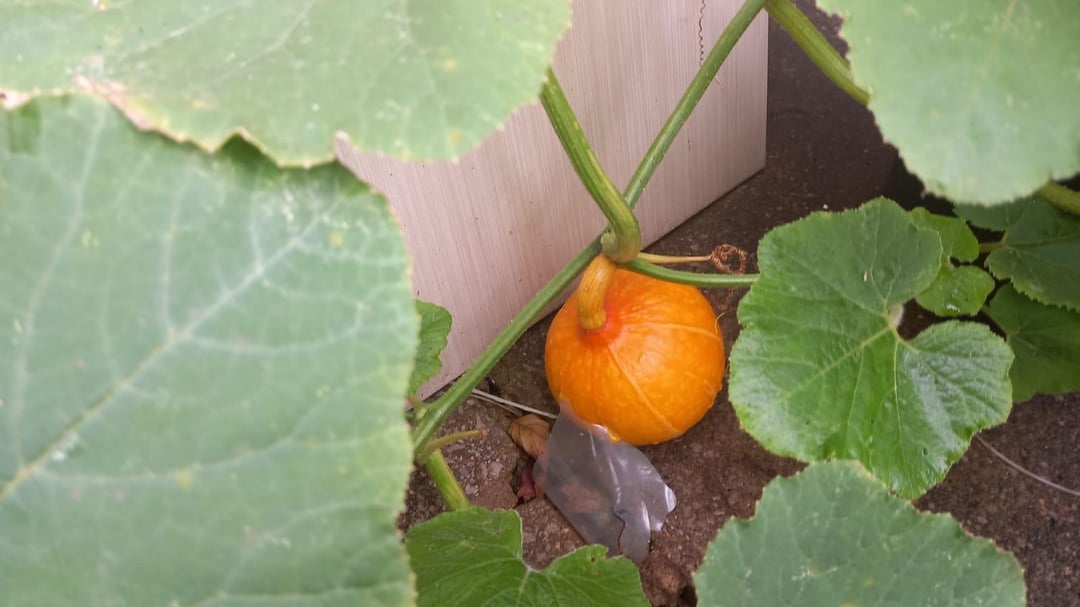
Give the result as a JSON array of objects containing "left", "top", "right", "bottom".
[
  {"left": 987, "top": 284, "right": 1080, "bottom": 402},
  {"left": 0, "top": 1, "right": 571, "bottom": 165},
  {"left": 409, "top": 300, "right": 452, "bottom": 396},
  {"left": 406, "top": 509, "right": 649, "bottom": 607},
  {"left": 916, "top": 265, "right": 996, "bottom": 317},
  {"left": 694, "top": 461, "right": 1026, "bottom": 606},
  {"left": 817, "top": 0, "right": 1080, "bottom": 204},
  {"left": 975, "top": 197, "right": 1080, "bottom": 311},
  {"left": 910, "top": 207, "right": 979, "bottom": 262},
  {"left": 910, "top": 208, "right": 991, "bottom": 316},
  {"left": 730, "top": 198, "right": 1014, "bottom": 497},
  {"left": 0, "top": 97, "right": 417, "bottom": 606}
]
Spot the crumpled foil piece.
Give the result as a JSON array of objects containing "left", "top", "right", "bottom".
[{"left": 535, "top": 410, "right": 677, "bottom": 563}]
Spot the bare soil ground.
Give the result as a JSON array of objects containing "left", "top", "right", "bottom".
[{"left": 401, "top": 4, "right": 1080, "bottom": 605}]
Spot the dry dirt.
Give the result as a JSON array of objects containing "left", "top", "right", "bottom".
[{"left": 401, "top": 3, "right": 1080, "bottom": 605}]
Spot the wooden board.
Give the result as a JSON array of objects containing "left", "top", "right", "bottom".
[{"left": 336, "top": 1, "right": 767, "bottom": 396}]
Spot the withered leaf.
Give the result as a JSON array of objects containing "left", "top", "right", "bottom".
[{"left": 508, "top": 414, "right": 551, "bottom": 458}]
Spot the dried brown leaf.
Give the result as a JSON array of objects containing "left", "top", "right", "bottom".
[{"left": 508, "top": 414, "right": 550, "bottom": 458}]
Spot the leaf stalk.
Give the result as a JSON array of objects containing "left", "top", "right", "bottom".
[
  {"left": 539, "top": 69, "right": 641, "bottom": 262},
  {"left": 1037, "top": 182, "right": 1080, "bottom": 216},
  {"left": 416, "top": 429, "right": 485, "bottom": 463},
  {"left": 764, "top": 0, "right": 869, "bottom": 106},
  {"left": 623, "top": 259, "right": 759, "bottom": 287},
  {"left": 625, "top": 0, "right": 768, "bottom": 205},
  {"left": 636, "top": 251, "right": 714, "bottom": 265},
  {"left": 423, "top": 450, "right": 472, "bottom": 512}
]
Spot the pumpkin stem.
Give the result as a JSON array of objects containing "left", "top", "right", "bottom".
[{"left": 577, "top": 255, "right": 618, "bottom": 331}]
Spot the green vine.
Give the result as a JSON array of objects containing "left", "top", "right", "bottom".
[
  {"left": 623, "top": 259, "right": 759, "bottom": 288},
  {"left": 765, "top": 0, "right": 869, "bottom": 106},
  {"left": 626, "top": 0, "right": 768, "bottom": 205},
  {"left": 415, "top": 429, "right": 485, "bottom": 464},
  {"left": 540, "top": 69, "right": 641, "bottom": 262},
  {"left": 636, "top": 251, "right": 714, "bottom": 264},
  {"left": 1037, "top": 182, "right": 1080, "bottom": 216},
  {"left": 424, "top": 450, "right": 472, "bottom": 512}
]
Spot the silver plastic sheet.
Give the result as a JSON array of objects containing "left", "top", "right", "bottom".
[{"left": 535, "top": 410, "right": 677, "bottom": 563}]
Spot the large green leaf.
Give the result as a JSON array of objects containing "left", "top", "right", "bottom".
[
  {"left": 817, "top": 0, "right": 1080, "bottom": 204},
  {"left": 0, "top": 96, "right": 418, "bottom": 606},
  {"left": 406, "top": 508, "right": 649, "bottom": 607},
  {"left": 0, "top": 1, "right": 571, "bottom": 165},
  {"left": 729, "top": 199, "right": 1014, "bottom": 498},
  {"left": 409, "top": 300, "right": 451, "bottom": 396},
  {"left": 957, "top": 197, "right": 1080, "bottom": 311},
  {"left": 987, "top": 284, "right": 1080, "bottom": 402},
  {"left": 694, "top": 461, "right": 1026, "bottom": 606}
]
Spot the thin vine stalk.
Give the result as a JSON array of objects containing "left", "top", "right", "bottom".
[
  {"left": 623, "top": 259, "right": 759, "bottom": 288},
  {"left": 416, "top": 429, "right": 485, "bottom": 464},
  {"left": 424, "top": 450, "right": 472, "bottom": 512},
  {"left": 411, "top": 0, "right": 768, "bottom": 456},
  {"left": 625, "top": 0, "right": 767, "bottom": 206},
  {"left": 636, "top": 251, "right": 713, "bottom": 264},
  {"left": 1037, "top": 182, "right": 1080, "bottom": 217},
  {"left": 764, "top": 0, "right": 868, "bottom": 106},
  {"left": 540, "top": 69, "right": 641, "bottom": 262}
]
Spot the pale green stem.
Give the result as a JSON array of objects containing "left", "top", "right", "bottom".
[
  {"left": 540, "top": 69, "right": 641, "bottom": 262},
  {"left": 623, "top": 259, "right": 759, "bottom": 288},
  {"left": 1037, "top": 182, "right": 1080, "bottom": 216},
  {"left": 764, "top": 0, "right": 869, "bottom": 106},
  {"left": 415, "top": 429, "right": 485, "bottom": 464},
  {"left": 423, "top": 449, "right": 472, "bottom": 512},
  {"left": 624, "top": 0, "right": 768, "bottom": 206},
  {"left": 636, "top": 251, "right": 713, "bottom": 264}
]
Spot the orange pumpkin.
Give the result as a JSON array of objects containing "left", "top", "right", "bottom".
[{"left": 544, "top": 255, "right": 726, "bottom": 445}]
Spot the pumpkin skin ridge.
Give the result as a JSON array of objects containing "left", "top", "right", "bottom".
[
  {"left": 627, "top": 319, "right": 720, "bottom": 331},
  {"left": 621, "top": 323, "right": 725, "bottom": 391},
  {"left": 602, "top": 340, "right": 682, "bottom": 442},
  {"left": 622, "top": 321, "right": 723, "bottom": 345},
  {"left": 613, "top": 273, "right": 701, "bottom": 305},
  {"left": 546, "top": 318, "right": 603, "bottom": 425}
]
